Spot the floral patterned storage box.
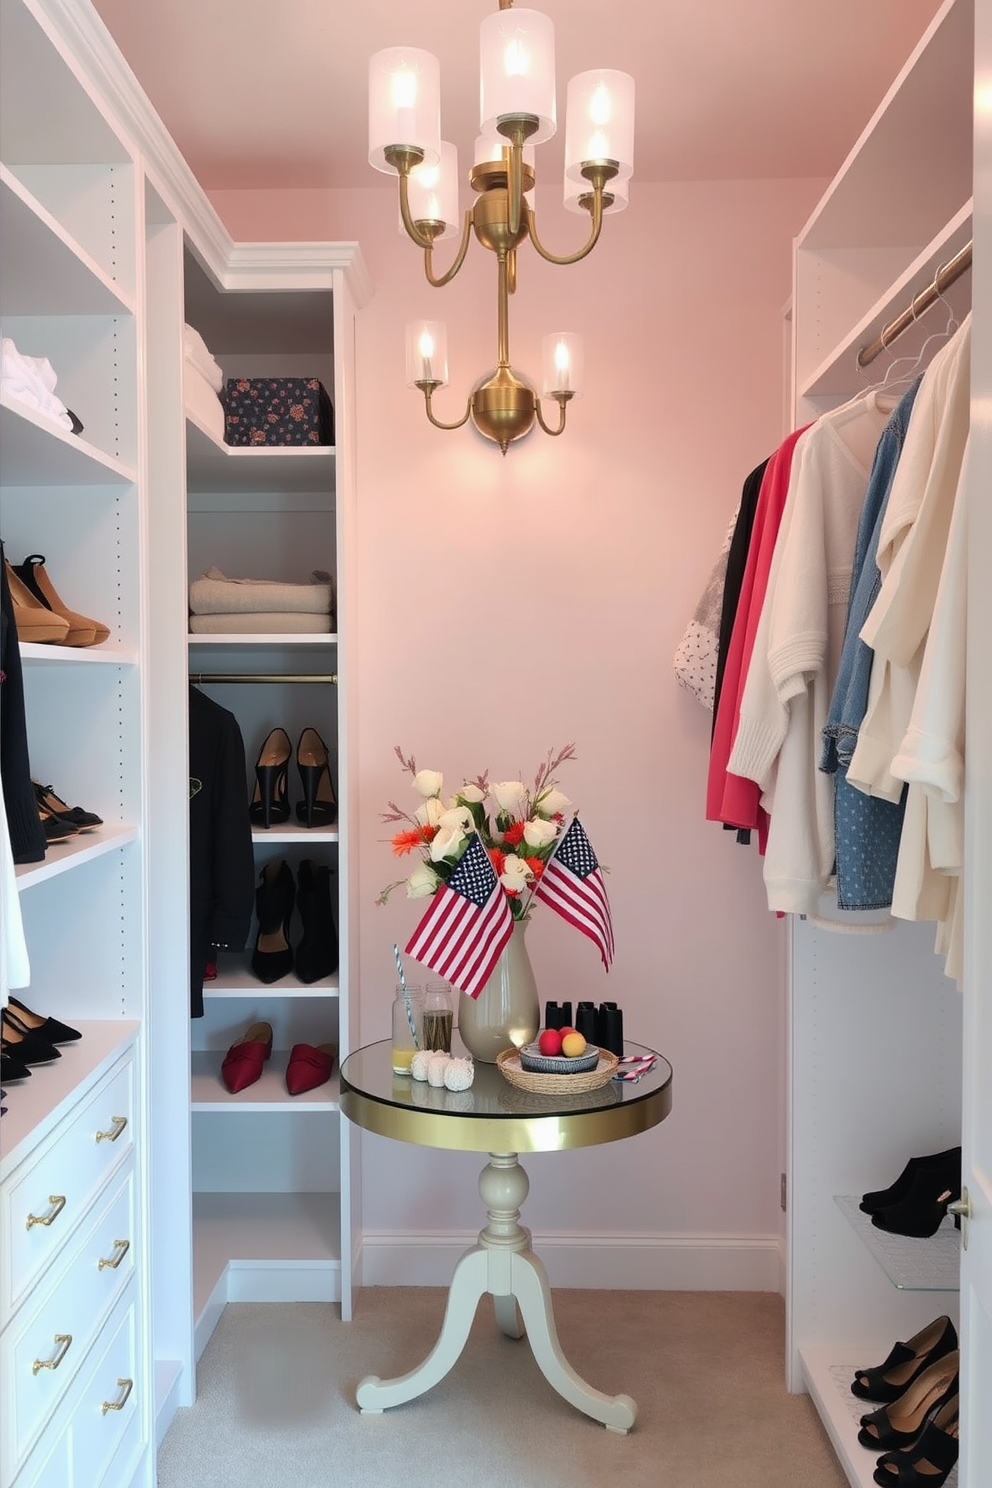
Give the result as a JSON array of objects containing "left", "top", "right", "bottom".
[{"left": 222, "top": 376, "right": 334, "bottom": 446}]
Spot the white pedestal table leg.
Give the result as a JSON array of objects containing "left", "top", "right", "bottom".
[{"left": 357, "top": 1152, "right": 636, "bottom": 1432}]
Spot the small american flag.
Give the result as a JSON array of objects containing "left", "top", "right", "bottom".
[
  {"left": 405, "top": 833, "right": 514, "bottom": 998},
  {"left": 534, "top": 817, "right": 614, "bottom": 970}
]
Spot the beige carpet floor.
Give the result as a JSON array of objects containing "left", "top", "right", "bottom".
[{"left": 157, "top": 1289, "right": 850, "bottom": 1488}]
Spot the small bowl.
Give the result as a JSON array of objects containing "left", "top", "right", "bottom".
[{"left": 518, "top": 1041, "right": 600, "bottom": 1075}]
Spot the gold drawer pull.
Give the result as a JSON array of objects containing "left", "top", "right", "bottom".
[
  {"left": 102, "top": 1377, "right": 133, "bottom": 1414},
  {"left": 98, "top": 1238, "right": 131, "bottom": 1271},
  {"left": 26, "top": 1195, "right": 66, "bottom": 1230},
  {"left": 32, "top": 1334, "right": 72, "bottom": 1375},
  {"left": 96, "top": 1115, "right": 127, "bottom": 1143}
]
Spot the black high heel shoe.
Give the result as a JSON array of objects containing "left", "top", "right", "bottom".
[
  {"left": 296, "top": 727, "right": 337, "bottom": 828},
  {"left": 861, "top": 1147, "right": 961, "bottom": 1215},
  {"left": 0, "top": 1051, "right": 32, "bottom": 1083},
  {"left": 1, "top": 1013, "right": 61, "bottom": 1065},
  {"left": 871, "top": 1164, "right": 962, "bottom": 1239},
  {"left": 250, "top": 859, "right": 295, "bottom": 984},
  {"left": 33, "top": 780, "right": 103, "bottom": 833},
  {"left": 249, "top": 728, "right": 291, "bottom": 828},
  {"left": 295, "top": 859, "right": 339, "bottom": 985},
  {"left": 5, "top": 996, "right": 81, "bottom": 1045},
  {"left": 873, "top": 1392, "right": 959, "bottom": 1487},
  {"left": 858, "top": 1352, "right": 958, "bottom": 1451},
  {"left": 852, "top": 1315, "right": 957, "bottom": 1403}
]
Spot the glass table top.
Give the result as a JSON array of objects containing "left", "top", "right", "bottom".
[{"left": 339, "top": 1040, "right": 673, "bottom": 1153}]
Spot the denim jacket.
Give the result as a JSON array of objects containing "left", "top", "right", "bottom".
[{"left": 820, "top": 379, "right": 921, "bottom": 910}]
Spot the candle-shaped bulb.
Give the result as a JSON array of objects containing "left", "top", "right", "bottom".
[
  {"left": 418, "top": 327, "right": 435, "bottom": 383},
  {"left": 553, "top": 338, "right": 571, "bottom": 393}
]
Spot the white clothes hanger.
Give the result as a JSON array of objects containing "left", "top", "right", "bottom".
[{"left": 857, "top": 266, "right": 961, "bottom": 400}]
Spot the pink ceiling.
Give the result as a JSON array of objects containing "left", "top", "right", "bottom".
[{"left": 91, "top": 0, "right": 944, "bottom": 191}]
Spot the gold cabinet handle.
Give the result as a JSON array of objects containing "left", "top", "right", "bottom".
[
  {"left": 32, "top": 1334, "right": 72, "bottom": 1375},
  {"left": 26, "top": 1195, "right": 66, "bottom": 1230},
  {"left": 101, "top": 1377, "right": 133, "bottom": 1414},
  {"left": 98, "top": 1238, "right": 131, "bottom": 1271},
  {"left": 96, "top": 1115, "right": 128, "bottom": 1143}
]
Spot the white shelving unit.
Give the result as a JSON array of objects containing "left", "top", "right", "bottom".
[{"left": 787, "top": 3, "right": 973, "bottom": 1484}]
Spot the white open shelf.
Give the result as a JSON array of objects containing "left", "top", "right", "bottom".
[
  {"left": 19, "top": 643, "right": 138, "bottom": 667},
  {"left": 0, "top": 393, "right": 136, "bottom": 485},
  {"left": 0, "top": 164, "right": 134, "bottom": 316},
  {"left": 185, "top": 414, "right": 335, "bottom": 495},
  {"left": 0, "top": 1022, "right": 139, "bottom": 1176},
  {"left": 801, "top": 1348, "right": 959, "bottom": 1488},
  {"left": 202, "top": 953, "right": 339, "bottom": 999},
  {"left": 835, "top": 1197, "right": 960, "bottom": 1291},
  {"left": 12, "top": 824, "right": 138, "bottom": 888},
  {"left": 190, "top": 1053, "right": 340, "bottom": 1112}
]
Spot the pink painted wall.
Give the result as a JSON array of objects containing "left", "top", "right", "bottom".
[{"left": 211, "top": 177, "right": 824, "bottom": 1275}]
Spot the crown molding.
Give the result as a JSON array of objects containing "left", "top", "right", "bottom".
[{"left": 29, "top": 0, "right": 372, "bottom": 305}]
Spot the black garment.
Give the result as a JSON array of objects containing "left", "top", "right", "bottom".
[
  {"left": 188, "top": 686, "right": 254, "bottom": 1017},
  {"left": 712, "top": 457, "right": 769, "bottom": 735},
  {"left": 1, "top": 542, "right": 45, "bottom": 864}
]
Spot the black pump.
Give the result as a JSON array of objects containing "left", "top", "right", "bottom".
[
  {"left": 250, "top": 859, "right": 295, "bottom": 984},
  {"left": 249, "top": 728, "right": 292, "bottom": 827},
  {"left": 295, "top": 859, "right": 339, "bottom": 984},
  {"left": 860, "top": 1146, "right": 961, "bottom": 1215}
]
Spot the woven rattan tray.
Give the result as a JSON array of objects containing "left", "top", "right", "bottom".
[{"left": 496, "top": 1046, "right": 619, "bottom": 1095}]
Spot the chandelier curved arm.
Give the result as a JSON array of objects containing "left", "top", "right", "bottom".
[
  {"left": 396, "top": 170, "right": 435, "bottom": 251},
  {"left": 421, "top": 385, "right": 473, "bottom": 431},
  {"left": 423, "top": 210, "right": 475, "bottom": 288},
  {"left": 534, "top": 394, "right": 571, "bottom": 437},
  {"left": 525, "top": 190, "right": 606, "bottom": 267}
]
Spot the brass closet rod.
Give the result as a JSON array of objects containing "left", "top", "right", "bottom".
[
  {"left": 190, "top": 672, "right": 338, "bottom": 685},
  {"left": 857, "top": 241, "right": 972, "bottom": 368}
]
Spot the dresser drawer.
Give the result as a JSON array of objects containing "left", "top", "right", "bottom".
[
  {"left": 6, "top": 1427, "right": 70, "bottom": 1488},
  {"left": 3, "top": 1056, "right": 134, "bottom": 1316},
  {"left": 65, "top": 1291, "right": 140, "bottom": 1488},
  {"left": 4, "top": 1167, "right": 136, "bottom": 1474}
]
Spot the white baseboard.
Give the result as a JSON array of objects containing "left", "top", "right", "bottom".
[{"left": 357, "top": 1230, "right": 783, "bottom": 1291}]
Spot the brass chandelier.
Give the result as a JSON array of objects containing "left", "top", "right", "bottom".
[{"left": 369, "top": 0, "right": 635, "bottom": 453}]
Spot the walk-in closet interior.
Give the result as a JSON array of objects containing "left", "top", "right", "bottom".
[{"left": 2, "top": 0, "right": 990, "bottom": 1484}]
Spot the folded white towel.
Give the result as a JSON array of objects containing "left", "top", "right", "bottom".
[
  {"left": 189, "top": 612, "right": 333, "bottom": 634},
  {"left": 183, "top": 323, "right": 224, "bottom": 394},
  {"left": 1, "top": 337, "right": 73, "bottom": 431},
  {"left": 189, "top": 566, "right": 334, "bottom": 616}
]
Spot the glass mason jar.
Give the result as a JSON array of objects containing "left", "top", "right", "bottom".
[
  {"left": 391, "top": 985, "right": 423, "bottom": 1073},
  {"left": 421, "top": 981, "right": 453, "bottom": 1053}
]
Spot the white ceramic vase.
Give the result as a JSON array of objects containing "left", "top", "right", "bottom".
[{"left": 457, "top": 921, "right": 540, "bottom": 1064}]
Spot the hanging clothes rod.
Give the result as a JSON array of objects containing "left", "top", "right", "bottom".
[
  {"left": 190, "top": 672, "right": 338, "bottom": 685},
  {"left": 857, "top": 241, "right": 972, "bottom": 368}
]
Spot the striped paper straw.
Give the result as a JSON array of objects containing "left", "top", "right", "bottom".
[{"left": 393, "top": 944, "right": 419, "bottom": 1048}]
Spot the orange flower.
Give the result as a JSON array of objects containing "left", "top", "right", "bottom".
[
  {"left": 391, "top": 829, "right": 425, "bottom": 856},
  {"left": 502, "top": 821, "right": 526, "bottom": 847},
  {"left": 524, "top": 857, "right": 545, "bottom": 879},
  {"left": 487, "top": 846, "right": 507, "bottom": 878}
]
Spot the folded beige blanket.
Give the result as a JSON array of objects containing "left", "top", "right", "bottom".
[
  {"left": 189, "top": 566, "right": 334, "bottom": 616},
  {"left": 189, "top": 612, "right": 333, "bottom": 634}
]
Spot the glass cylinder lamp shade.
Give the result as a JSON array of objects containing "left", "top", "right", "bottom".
[
  {"left": 369, "top": 48, "right": 441, "bottom": 173},
  {"left": 406, "top": 321, "right": 448, "bottom": 388},
  {"left": 564, "top": 69, "right": 635, "bottom": 183},
  {"left": 564, "top": 171, "right": 629, "bottom": 215},
  {"left": 542, "top": 332, "right": 583, "bottom": 398},
  {"left": 479, "top": 8, "right": 556, "bottom": 145},
  {"left": 404, "top": 141, "right": 460, "bottom": 239}
]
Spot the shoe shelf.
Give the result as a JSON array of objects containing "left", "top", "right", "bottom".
[
  {"left": 835, "top": 1196, "right": 960, "bottom": 1292},
  {"left": 203, "top": 952, "right": 339, "bottom": 999},
  {"left": 18, "top": 644, "right": 138, "bottom": 667},
  {"left": 0, "top": 1021, "right": 140, "bottom": 1178},
  {"left": 185, "top": 415, "right": 336, "bottom": 496},
  {"left": 249, "top": 824, "right": 339, "bottom": 846},
  {"left": 190, "top": 1053, "right": 341, "bottom": 1111},
  {"left": 0, "top": 164, "right": 135, "bottom": 317},
  {"left": 12, "top": 824, "right": 139, "bottom": 888},
  {"left": 0, "top": 395, "right": 137, "bottom": 486},
  {"left": 801, "top": 1347, "right": 960, "bottom": 1488}
]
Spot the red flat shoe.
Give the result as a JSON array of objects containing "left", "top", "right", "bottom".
[
  {"left": 220, "top": 1021, "right": 273, "bottom": 1093},
  {"left": 285, "top": 1041, "right": 337, "bottom": 1096}
]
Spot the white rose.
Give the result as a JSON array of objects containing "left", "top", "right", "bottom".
[
  {"left": 492, "top": 780, "right": 528, "bottom": 817},
  {"left": 499, "top": 854, "right": 533, "bottom": 892},
  {"left": 438, "top": 805, "right": 474, "bottom": 831},
  {"left": 523, "top": 817, "right": 558, "bottom": 849},
  {"left": 429, "top": 825, "right": 466, "bottom": 862},
  {"left": 456, "top": 783, "right": 486, "bottom": 804},
  {"left": 412, "top": 769, "right": 443, "bottom": 798},
  {"left": 407, "top": 863, "right": 440, "bottom": 898},
  {"left": 536, "top": 787, "right": 570, "bottom": 818},
  {"left": 415, "top": 796, "right": 447, "bottom": 828}
]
